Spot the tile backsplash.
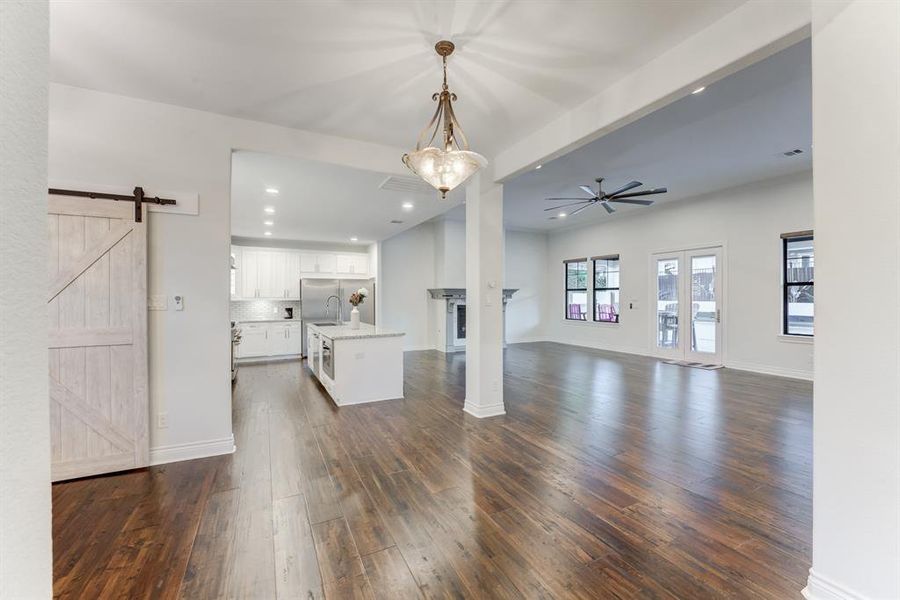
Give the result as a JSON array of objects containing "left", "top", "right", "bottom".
[{"left": 231, "top": 300, "right": 300, "bottom": 322}]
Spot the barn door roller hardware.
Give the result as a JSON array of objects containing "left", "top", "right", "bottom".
[{"left": 48, "top": 186, "right": 176, "bottom": 223}]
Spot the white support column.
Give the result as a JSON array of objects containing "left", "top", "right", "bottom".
[
  {"left": 464, "top": 173, "right": 505, "bottom": 418},
  {"left": 805, "top": 2, "right": 900, "bottom": 599}
]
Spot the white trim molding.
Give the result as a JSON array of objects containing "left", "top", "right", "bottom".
[
  {"left": 726, "top": 360, "right": 813, "bottom": 381},
  {"left": 802, "top": 569, "right": 869, "bottom": 600},
  {"left": 149, "top": 435, "right": 235, "bottom": 466},
  {"left": 463, "top": 400, "right": 506, "bottom": 419}
]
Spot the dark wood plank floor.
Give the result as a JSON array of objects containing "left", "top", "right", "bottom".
[{"left": 52, "top": 342, "right": 813, "bottom": 599}]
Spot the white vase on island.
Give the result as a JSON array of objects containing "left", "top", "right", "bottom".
[{"left": 349, "top": 307, "right": 360, "bottom": 329}]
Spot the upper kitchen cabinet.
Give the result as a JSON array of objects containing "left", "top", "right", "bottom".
[
  {"left": 238, "top": 248, "right": 301, "bottom": 299},
  {"left": 235, "top": 245, "right": 369, "bottom": 285},
  {"left": 335, "top": 253, "right": 369, "bottom": 278},
  {"left": 299, "top": 252, "right": 338, "bottom": 276}
]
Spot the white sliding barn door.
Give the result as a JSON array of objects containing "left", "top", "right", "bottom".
[{"left": 47, "top": 196, "right": 148, "bottom": 481}]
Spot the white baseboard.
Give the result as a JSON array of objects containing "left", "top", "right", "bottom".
[
  {"left": 802, "top": 569, "right": 869, "bottom": 600},
  {"left": 403, "top": 345, "right": 436, "bottom": 352},
  {"left": 149, "top": 435, "right": 235, "bottom": 466},
  {"left": 463, "top": 400, "right": 506, "bottom": 418},
  {"left": 726, "top": 360, "right": 813, "bottom": 381}
]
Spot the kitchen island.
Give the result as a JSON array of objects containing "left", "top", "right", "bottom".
[{"left": 305, "top": 323, "right": 405, "bottom": 406}]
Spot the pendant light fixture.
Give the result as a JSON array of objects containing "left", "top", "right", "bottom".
[{"left": 402, "top": 40, "right": 487, "bottom": 199}]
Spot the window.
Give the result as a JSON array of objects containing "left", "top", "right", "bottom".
[
  {"left": 782, "top": 232, "right": 814, "bottom": 336},
  {"left": 593, "top": 255, "right": 620, "bottom": 323},
  {"left": 565, "top": 259, "right": 588, "bottom": 320}
]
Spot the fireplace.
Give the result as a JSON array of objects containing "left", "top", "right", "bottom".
[
  {"left": 456, "top": 304, "right": 466, "bottom": 340},
  {"left": 428, "top": 288, "right": 517, "bottom": 353}
]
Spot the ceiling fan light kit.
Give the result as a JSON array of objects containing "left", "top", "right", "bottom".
[
  {"left": 402, "top": 40, "right": 487, "bottom": 199},
  {"left": 544, "top": 177, "right": 668, "bottom": 219}
]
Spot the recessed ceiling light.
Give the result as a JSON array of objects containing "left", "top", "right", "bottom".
[
  {"left": 691, "top": 86, "right": 706, "bottom": 95},
  {"left": 558, "top": 212, "right": 567, "bottom": 218},
  {"left": 402, "top": 202, "right": 414, "bottom": 210},
  {"left": 535, "top": 164, "right": 542, "bottom": 170},
  {"left": 263, "top": 220, "right": 274, "bottom": 226},
  {"left": 265, "top": 188, "right": 279, "bottom": 194},
  {"left": 350, "top": 236, "right": 358, "bottom": 242},
  {"left": 263, "top": 207, "right": 275, "bottom": 214},
  {"left": 264, "top": 231, "right": 272, "bottom": 236}
]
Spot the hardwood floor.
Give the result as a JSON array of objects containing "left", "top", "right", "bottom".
[{"left": 52, "top": 342, "right": 812, "bottom": 598}]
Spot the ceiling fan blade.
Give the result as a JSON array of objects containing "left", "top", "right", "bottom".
[
  {"left": 543, "top": 201, "right": 591, "bottom": 211},
  {"left": 568, "top": 203, "right": 592, "bottom": 216},
  {"left": 606, "top": 180, "right": 642, "bottom": 197},
  {"left": 545, "top": 197, "right": 592, "bottom": 201},
  {"left": 610, "top": 187, "right": 668, "bottom": 199},
  {"left": 609, "top": 198, "right": 654, "bottom": 206},
  {"left": 601, "top": 202, "right": 615, "bottom": 214},
  {"left": 578, "top": 185, "right": 598, "bottom": 198}
]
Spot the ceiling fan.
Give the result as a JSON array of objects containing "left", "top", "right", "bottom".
[{"left": 545, "top": 177, "right": 668, "bottom": 219}]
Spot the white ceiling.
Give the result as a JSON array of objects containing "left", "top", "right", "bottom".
[
  {"left": 491, "top": 39, "right": 812, "bottom": 231},
  {"left": 49, "top": 1, "right": 744, "bottom": 157},
  {"left": 231, "top": 151, "right": 463, "bottom": 243}
]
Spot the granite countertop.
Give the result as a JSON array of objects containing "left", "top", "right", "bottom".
[
  {"left": 237, "top": 319, "right": 301, "bottom": 324},
  {"left": 307, "top": 322, "right": 405, "bottom": 340}
]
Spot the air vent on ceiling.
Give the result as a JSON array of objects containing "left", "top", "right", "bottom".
[
  {"left": 389, "top": 219, "right": 404, "bottom": 224},
  {"left": 379, "top": 175, "right": 435, "bottom": 195},
  {"left": 783, "top": 148, "right": 804, "bottom": 156}
]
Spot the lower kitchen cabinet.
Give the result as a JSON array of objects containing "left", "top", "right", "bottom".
[
  {"left": 237, "top": 321, "right": 303, "bottom": 358},
  {"left": 238, "top": 324, "right": 269, "bottom": 357}
]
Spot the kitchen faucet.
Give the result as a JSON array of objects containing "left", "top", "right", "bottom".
[{"left": 324, "top": 295, "right": 342, "bottom": 323}]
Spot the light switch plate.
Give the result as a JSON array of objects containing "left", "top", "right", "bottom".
[
  {"left": 148, "top": 294, "right": 167, "bottom": 310},
  {"left": 173, "top": 295, "right": 184, "bottom": 311}
]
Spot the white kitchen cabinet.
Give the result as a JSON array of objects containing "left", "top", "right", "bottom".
[
  {"left": 267, "top": 323, "right": 291, "bottom": 355},
  {"left": 299, "top": 252, "right": 318, "bottom": 274},
  {"left": 299, "top": 252, "right": 337, "bottom": 276},
  {"left": 241, "top": 249, "right": 261, "bottom": 298},
  {"left": 286, "top": 323, "right": 303, "bottom": 355},
  {"left": 237, "top": 321, "right": 303, "bottom": 359},
  {"left": 238, "top": 324, "right": 268, "bottom": 357},
  {"left": 335, "top": 253, "right": 369, "bottom": 278},
  {"left": 237, "top": 249, "right": 300, "bottom": 299},
  {"left": 235, "top": 245, "right": 368, "bottom": 283},
  {"left": 285, "top": 252, "right": 301, "bottom": 299}
]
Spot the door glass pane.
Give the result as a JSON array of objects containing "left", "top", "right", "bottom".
[
  {"left": 691, "top": 255, "right": 717, "bottom": 353},
  {"left": 657, "top": 259, "right": 679, "bottom": 348}
]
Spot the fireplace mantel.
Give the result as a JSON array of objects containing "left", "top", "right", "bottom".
[{"left": 427, "top": 288, "right": 518, "bottom": 301}]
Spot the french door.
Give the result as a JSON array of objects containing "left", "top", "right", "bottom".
[{"left": 652, "top": 246, "right": 723, "bottom": 364}]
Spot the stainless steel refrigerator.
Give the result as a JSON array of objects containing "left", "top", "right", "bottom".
[{"left": 300, "top": 278, "right": 375, "bottom": 357}]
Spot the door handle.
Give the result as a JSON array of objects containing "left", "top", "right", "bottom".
[{"left": 716, "top": 309, "right": 721, "bottom": 323}]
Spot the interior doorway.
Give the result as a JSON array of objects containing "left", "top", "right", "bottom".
[{"left": 652, "top": 246, "right": 724, "bottom": 364}]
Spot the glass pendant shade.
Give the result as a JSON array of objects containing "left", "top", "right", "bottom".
[
  {"left": 403, "top": 40, "right": 486, "bottom": 199},
  {"left": 402, "top": 147, "right": 487, "bottom": 199}
]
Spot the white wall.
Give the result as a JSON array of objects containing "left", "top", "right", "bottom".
[
  {"left": 379, "top": 216, "right": 548, "bottom": 350},
  {"left": 48, "top": 83, "right": 409, "bottom": 462},
  {"left": 379, "top": 220, "right": 436, "bottom": 351},
  {"left": 805, "top": 1, "right": 900, "bottom": 599},
  {"left": 545, "top": 172, "right": 814, "bottom": 379},
  {"left": 505, "top": 230, "right": 548, "bottom": 343},
  {"left": 0, "top": 1, "right": 53, "bottom": 596}
]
